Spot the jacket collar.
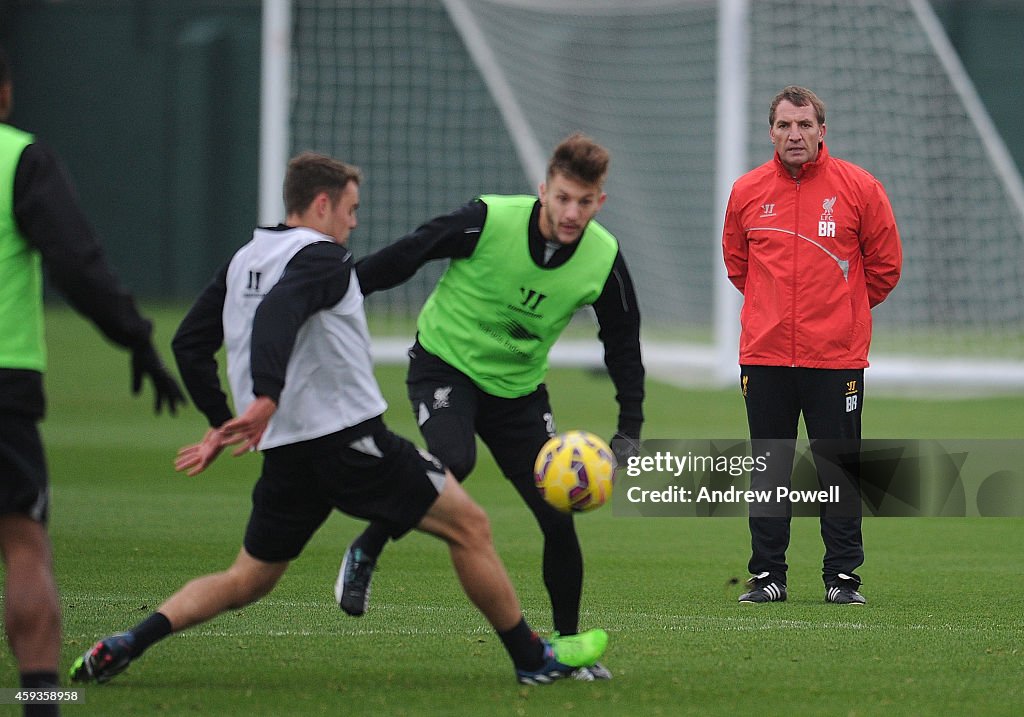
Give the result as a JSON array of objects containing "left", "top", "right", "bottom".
[{"left": 774, "top": 141, "right": 830, "bottom": 181}]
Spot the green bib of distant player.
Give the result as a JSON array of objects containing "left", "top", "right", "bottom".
[
  {"left": 0, "top": 124, "right": 46, "bottom": 371},
  {"left": 417, "top": 194, "right": 618, "bottom": 397}
]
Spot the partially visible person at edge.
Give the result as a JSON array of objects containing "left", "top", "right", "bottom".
[
  {"left": 334, "top": 133, "right": 644, "bottom": 682},
  {"left": 69, "top": 151, "right": 609, "bottom": 688},
  {"left": 721, "top": 85, "right": 902, "bottom": 606},
  {"left": 0, "top": 44, "right": 183, "bottom": 717}
]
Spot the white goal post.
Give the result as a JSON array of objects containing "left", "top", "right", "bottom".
[
  {"left": 262, "top": 0, "right": 1024, "bottom": 391},
  {"left": 259, "top": 0, "right": 290, "bottom": 227}
]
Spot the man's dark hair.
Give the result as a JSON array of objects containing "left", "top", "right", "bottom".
[
  {"left": 283, "top": 152, "right": 362, "bottom": 216},
  {"left": 546, "top": 132, "right": 610, "bottom": 187}
]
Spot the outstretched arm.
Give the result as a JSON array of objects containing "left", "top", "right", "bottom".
[
  {"left": 14, "top": 142, "right": 152, "bottom": 348},
  {"left": 354, "top": 199, "right": 485, "bottom": 295},
  {"left": 14, "top": 141, "right": 184, "bottom": 413}
]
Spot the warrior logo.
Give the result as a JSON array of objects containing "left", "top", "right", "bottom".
[
  {"left": 520, "top": 288, "right": 547, "bottom": 312},
  {"left": 244, "top": 269, "right": 265, "bottom": 297}
]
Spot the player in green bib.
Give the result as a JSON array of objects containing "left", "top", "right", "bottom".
[
  {"left": 1, "top": 46, "right": 182, "bottom": 715},
  {"left": 337, "top": 134, "right": 645, "bottom": 680}
]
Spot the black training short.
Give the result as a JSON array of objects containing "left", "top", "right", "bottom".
[
  {"left": 243, "top": 416, "right": 446, "bottom": 563},
  {"left": 406, "top": 341, "right": 555, "bottom": 484},
  {"left": 0, "top": 413, "right": 50, "bottom": 523}
]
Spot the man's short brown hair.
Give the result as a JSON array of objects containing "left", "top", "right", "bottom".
[
  {"left": 546, "top": 133, "right": 610, "bottom": 187},
  {"left": 283, "top": 152, "right": 362, "bottom": 216}
]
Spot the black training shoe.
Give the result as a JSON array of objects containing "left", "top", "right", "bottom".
[
  {"left": 825, "top": 573, "right": 866, "bottom": 604},
  {"left": 69, "top": 632, "right": 136, "bottom": 684},
  {"left": 738, "top": 572, "right": 787, "bottom": 603},
  {"left": 335, "top": 544, "right": 376, "bottom": 616}
]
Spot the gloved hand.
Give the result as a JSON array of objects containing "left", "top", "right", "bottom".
[
  {"left": 609, "top": 431, "right": 641, "bottom": 468},
  {"left": 131, "top": 342, "right": 186, "bottom": 415}
]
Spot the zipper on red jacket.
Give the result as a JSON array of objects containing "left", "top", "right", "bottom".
[{"left": 791, "top": 178, "right": 800, "bottom": 367}]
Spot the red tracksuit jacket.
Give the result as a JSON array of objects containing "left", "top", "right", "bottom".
[{"left": 722, "top": 142, "right": 902, "bottom": 369}]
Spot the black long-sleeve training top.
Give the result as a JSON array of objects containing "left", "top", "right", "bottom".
[{"left": 2, "top": 140, "right": 153, "bottom": 416}]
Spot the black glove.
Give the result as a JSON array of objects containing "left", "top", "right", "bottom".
[
  {"left": 609, "top": 431, "right": 641, "bottom": 468},
  {"left": 131, "top": 342, "right": 186, "bottom": 415}
]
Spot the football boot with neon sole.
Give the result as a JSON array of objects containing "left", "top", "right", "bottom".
[
  {"left": 516, "top": 628, "right": 609, "bottom": 684},
  {"left": 69, "top": 632, "right": 136, "bottom": 684}
]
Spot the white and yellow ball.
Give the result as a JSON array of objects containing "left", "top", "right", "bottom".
[{"left": 534, "top": 430, "right": 615, "bottom": 513}]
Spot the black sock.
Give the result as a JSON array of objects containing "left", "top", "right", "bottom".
[
  {"left": 497, "top": 617, "right": 546, "bottom": 671},
  {"left": 20, "top": 671, "right": 58, "bottom": 689},
  {"left": 352, "top": 522, "right": 390, "bottom": 560},
  {"left": 128, "top": 612, "right": 173, "bottom": 655},
  {"left": 20, "top": 672, "right": 60, "bottom": 717}
]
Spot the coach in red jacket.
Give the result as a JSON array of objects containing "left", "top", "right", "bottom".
[{"left": 722, "top": 85, "right": 902, "bottom": 605}]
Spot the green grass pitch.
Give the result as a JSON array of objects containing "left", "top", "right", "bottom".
[{"left": 3, "top": 305, "right": 1022, "bottom": 716}]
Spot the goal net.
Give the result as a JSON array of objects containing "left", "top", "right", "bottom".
[{"left": 278, "top": 0, "right": 1024, "bottom": 388}]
